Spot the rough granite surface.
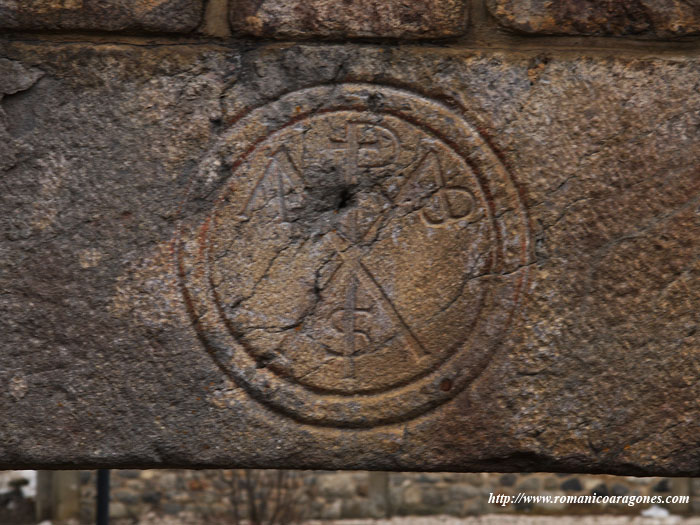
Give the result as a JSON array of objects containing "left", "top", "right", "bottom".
[
  {"left": 0, "top": 40, "right": 698, "bottom": 473},
  {"left": 487, "top": 0, "right": 700, "bottom": 38},
  {"left": 228, "top": 0, "right": 469, "bottom": 39},
  {"left": 0, "top": 0, "right": 204, "bottom": 33}
]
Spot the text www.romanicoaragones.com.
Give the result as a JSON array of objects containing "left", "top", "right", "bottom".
[{"left": 488, "top": 492, "right": 689, "bottom": 508}]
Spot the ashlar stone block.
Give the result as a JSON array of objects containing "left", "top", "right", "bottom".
[
  {"left": 487, "top": 0, "right": 700, "bottom": 38},
  {"left": 0, "top": 0, "right": 204, "bottom": 33},
  {"left": 229, "top": 0, "right": 469, "bottom": 39},
  {"left": 0, "top": 41, "right": 698, "bottom": 474}
]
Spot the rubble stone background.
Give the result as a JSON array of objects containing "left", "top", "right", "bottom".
[
  {"left": 76, "top": 470, "right": 699, "bottom": 523},
  {"left": 4, "top": 469, "right": 700, "bottom": 522}
]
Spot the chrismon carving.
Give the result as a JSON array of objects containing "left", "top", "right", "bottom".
[{"left": 177, "top": 84, "right": 532, "bottom": 427}]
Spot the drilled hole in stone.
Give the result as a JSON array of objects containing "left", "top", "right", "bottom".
[
  {"left": 336, "top": 187, "right": 353, "bottom": 210},
  {"left": 440, "top": 378, "right": 453, "bottom": 392}
]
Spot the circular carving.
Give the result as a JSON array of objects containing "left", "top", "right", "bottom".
[{"left": 177, "top": 84, "right": 531, "bottom": 427}]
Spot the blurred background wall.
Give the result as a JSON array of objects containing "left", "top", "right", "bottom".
[{"left": 2, "top": 470, "right": 697, "bottom": 523}]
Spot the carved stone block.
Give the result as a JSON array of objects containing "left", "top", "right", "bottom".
[
  {"left": 0, "top": 41, "right": 698, "bottom": 474},
  {"left": 0, "top": 0, "right": 204, "bottom": 33},
  {"left": 228, "top": 0, "right": 469, "bottom": 39}
]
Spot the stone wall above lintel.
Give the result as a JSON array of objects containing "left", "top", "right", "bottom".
[
  {"left": 487, "top": 0, "right": 700, "bottom": 39},
  {"left": 228, "top": 0, "right": 469, "bottom": 40},
  {"left": 0, "top": 0, "right": 204, "bottom": 33}
]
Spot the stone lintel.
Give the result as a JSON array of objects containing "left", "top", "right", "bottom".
[{"left": 0, "top": 41, "right": 698, "bottom": 475}]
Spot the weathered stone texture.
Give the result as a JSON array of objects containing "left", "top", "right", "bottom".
[
  {"left": 0, "top": 58, "right": 43, "bottom": 173},
  {"left": 0, "top": 0, "right": 204, "bottom": 33},
  {"left": 487, "top": 0, "right": 700, "bottom": 38},
  {"left": 0, "top": 40, "right": 698, "bottom": 474},
  {"left": 228, "top": 0, "right": 469, "bottom": 39}
]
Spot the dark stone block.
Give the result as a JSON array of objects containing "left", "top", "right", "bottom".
[
  {"left": 0, "top": 0, "right": 204, "bottom": 33},
  {"left": 561, "top": 478, "right": 583, "bottom": 492},
  {"left": 499, "top": 474, "right": 517, "bottom": 487},
  {"left": 611, "top": 483, "right": 630, "bottom": 497},
  {"left": 141, "top": 491, "right": 162, "bottom": 505},
  {"left": 591, "top": 483, "right": 609, "bottom": 497},
  {"left": 653, "top": 479, "right": 671, "bottom": 493},
  {"left": 487, "top": 0, "right": 700, "bottom": 38}
]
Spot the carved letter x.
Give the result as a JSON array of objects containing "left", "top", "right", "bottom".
[{"left": 326, "top": 209, "right": 429, "bottom": 363}]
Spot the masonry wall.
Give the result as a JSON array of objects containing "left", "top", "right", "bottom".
[
  {"left": 74, "top": 470, "right": 700, "bottom": 523},
  {"left": 4, "top": 0, "right": 700, "bottom": 40},
  {"left": 3, "top": 469, "right": 700, "bottom": 522}
]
